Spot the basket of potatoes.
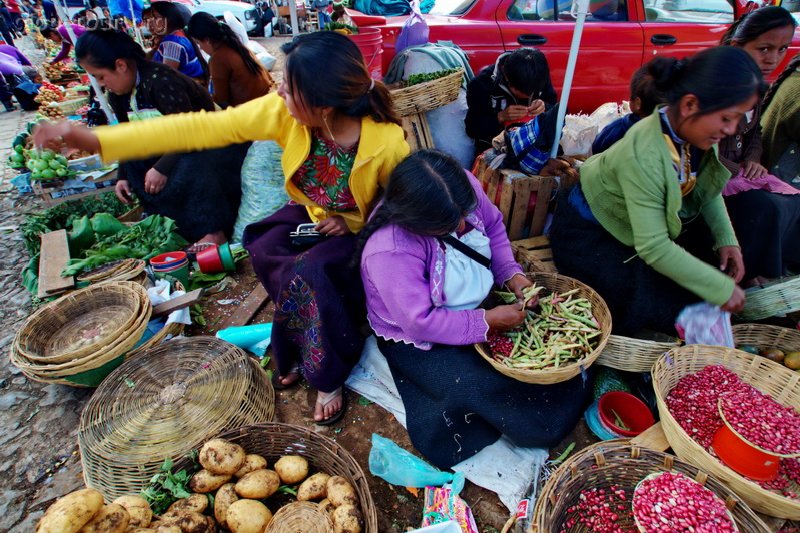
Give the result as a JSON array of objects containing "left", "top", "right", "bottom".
[{"left": 157, "top": 422, "right": 377, "bottom": 533}]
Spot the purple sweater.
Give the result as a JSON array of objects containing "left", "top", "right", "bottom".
[
  {"left": 52, "top": 24, "right": 86, "bottom": 63},
  {"left": 361, "top": 171, "right": 523, "bottom": 350}
]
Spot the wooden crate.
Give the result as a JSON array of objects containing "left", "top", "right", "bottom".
[
  {"left": 401, "top": 112, "right": 434, "bottom": 152},
  {"left": 33, "top": 169, "right": 118, "bottom": 207},
  {"left": 477, "top": 164, "right": 556, "bottom": 240},
  {"left": 512, "top": 235, "right": 557, "bottom": 273}
]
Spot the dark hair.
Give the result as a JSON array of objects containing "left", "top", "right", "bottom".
[
  {"left": 39, "top": 26, "right": 56, "bottom": 38},
  {"left": 186, "top": 12, "right": 265, "bottom": 77},
  {"left": 647, "top": 46, "right": 764, "bottom": 116},
  {"left": 763, "top": 52, "right": 800, "bottom": 110},
  {"left": 75, "top": 28, "right": 147, "bottom": 69},
  {"left": 720, "top": 6, "right": 796, "bottom": 46},
  {"left": 353, "top": 150, "right": 477, "bottom": 266},
  {"left": 503, "top": 47, "right": 555, "bottom": 102},
  {"left": 280, "top": 31, "right": 400, "bottom": 126},
  {"left": 629, "top": 65, "right": 661, "bottom": 117},
  {"left": 150, "top": 1, "right": 209, "bottom": 84}
]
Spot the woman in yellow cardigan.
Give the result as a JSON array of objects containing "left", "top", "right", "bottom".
[{"left": 35, "top": 31, "right": 409, "bottom": 425}]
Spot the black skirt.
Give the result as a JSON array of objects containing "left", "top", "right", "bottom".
[{"left": 549, "top": 187, "right": 717, "bottom": 336}]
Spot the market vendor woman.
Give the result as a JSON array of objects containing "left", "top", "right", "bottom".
[
  {"left": 68, "top": 30, "right": 250, "bottom": 248},
  {"left": 550, "top": 46, "right": 761, "bottom": 335}
]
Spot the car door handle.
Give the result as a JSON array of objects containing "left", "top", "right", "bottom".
[
  {"left": 518, "top": 34, "right": 547, "bottom": 46},
  {"left": 651, "top": 34, "right": 677, "bottom": 45}
]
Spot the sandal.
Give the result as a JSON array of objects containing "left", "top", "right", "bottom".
[
  {"left": 272, "top": 366, "right": 301, "bottom": 390},
  {"left": 314, "top": 387, "right": 347, "bottom": 426}
]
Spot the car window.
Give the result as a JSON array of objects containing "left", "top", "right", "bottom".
[
  {"left": 643, "top": 0, "right": 733, "bottom": 23},
  {"left": 429, "top": 0, "right": 478, "bottom": 15},
  {"left": 781, "top": 0, "right": 800, "bottom": 24},
  {"left": 507, "top": 0, "right": 627, "bottom": 21}
]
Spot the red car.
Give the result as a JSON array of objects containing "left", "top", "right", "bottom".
[{"left": 349, "top": 0, "right": 800, "bottom": 112}]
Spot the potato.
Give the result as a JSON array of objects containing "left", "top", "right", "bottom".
[
  {"left": 166, "top": 494, "right": 208, "bottom": 515},
  {"left": 274, "top": 455, "right": 309, "bottom": 484},
  {"left": 233, "top": 454, "right": 268, "bottom": 479},
  {"left": 318, "top": 499, "right": 335, "bottom": 517},
  {"left": 78, "top": 503, "right": 129, "bottom": 533},
  {"left": 199, "top": 438, "right": 246, "bottom": 476},
  {"left": 225, "top": 500, "right": 272, "bottom": 533},
  {"left": 157, "top": 511, "right": 214, "bottom": 533},
  {"left": 326, "top": 476, "right": 358, "bottom": 507},
  {"left": 332, "top": 504, "right": 363, "bottom": 533},
  {"left": 37, "top": 488, "right": 105, "bottom": 533},
  {"left": 188, "top": 469, "right": 231, "bottom": 493},
  {"left": 234, "top": 469, "right": 280, "bottom": 499},
  {"left": 127, "top": 529, "right": 156, "bottom": 532},
  {"left": 153, "top": 527, "right": 181, "bottom": 533},
  {"left": 297, "top": 472, "right": 331, "bottom": 501},
  {"left": 112, "top": 495, "right": 151, "bottom": 528},
  {"left": 213, "top": 483, "right": 238, "bottom": 528}
]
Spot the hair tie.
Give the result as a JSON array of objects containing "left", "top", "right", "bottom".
[{"left": 368, "top": 78, "right": 375, "bottom": 91}]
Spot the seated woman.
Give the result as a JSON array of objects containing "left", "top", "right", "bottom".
[
  {"left": 186, "top": 13, "right": 273, "bottom": 108},
  {"left": 550, "top": 47, "right": 761, "bottom": 336},
  {"left": 720, "top": 6, "right": 800, "bottom": 285},
  {"left": 357, "top": 150, "right": 590, "bottom": 469},
  {"left": 146, "top": 2, "right": 208, "bottom": 85},
  {"left": 74, "top": 29, "right": 249, "bottom": 248}
]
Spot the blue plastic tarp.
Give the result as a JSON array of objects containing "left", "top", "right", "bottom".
[
  {"left": 352, "top": 0, "right": 432, "bottom": 16},
  {"left": 107, "top": 0, "right": 143, "bottom": 22}
]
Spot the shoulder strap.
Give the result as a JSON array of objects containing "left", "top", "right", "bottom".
[{"left": 438, "top": 234, "right": 492, "bottom": 269}]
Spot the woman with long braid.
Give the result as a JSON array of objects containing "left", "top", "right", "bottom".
[{"left": 761, "top": 48, "right": 800, "bottom": 188}]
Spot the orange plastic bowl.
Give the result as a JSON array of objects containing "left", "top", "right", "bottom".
[
  {"left": 597, "top": 391, "right": 655, "bottom": 437},
  {"left": 712, "top": 423, "right": 780, "bottom": 482}
]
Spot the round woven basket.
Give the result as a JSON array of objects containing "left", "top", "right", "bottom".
[
  {"left": 174, "top": 423, "right": 377, "bottom": 533},
  {"left": 389, "top": 69, "right": 463, "bottom": 117},
  {"left": 532, "top": 441, "right": 768, "bottom": 532},
  {"left": 732, "top": 323, "right": 800, "bottom": 355},
  {"left": 596, "top": 334, "right": 681, "bottom": 373},
  {"left": 474, "top": 272, "right": 612, "bottom": 384},
  {"left": 652, "top": 345, "right": 800, "bottom": 519},
  {"left": 738, "top": 274, "right": 800, "bottom": 320},
  {"left": 77, "top": 258, "right": 146, "bottom": 284},
  {"left": 79, "top": 336, "right": 275, "bottom": 500},
  {"left": 264, "top": 501, "right": 334, "bottom": 533}
]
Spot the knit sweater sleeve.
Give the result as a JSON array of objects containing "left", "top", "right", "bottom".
[
  {"left": 699, "top": 193, "right": 739, "bottom": 250},
  {"left": 362, "top": 248, "right": 490, "bottom": 346},
  {"left": 619, "top": 159, "right": 735, "bottom": 306},
  {"left": 96, "top": 92, "right": 292, "bottom": 163}
]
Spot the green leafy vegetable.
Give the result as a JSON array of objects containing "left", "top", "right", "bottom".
[
  {"left": 403, "top": 68, "right": 461, "bottom": 88},
  {"left": 141, "top": 458, "right": 194, "bottom": 515}
]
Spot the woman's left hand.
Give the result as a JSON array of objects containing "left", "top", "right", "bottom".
[
  {"left": 144, "top": 168, "right": 168, "bottom": 195},
  {"left": 741, "top": 160, "right": 768, "bottom": 180},
  {"left": 507, "top": 273, "right": 537, "bottom": 308},
  {"left": 315, "top": 215, "right": 350, "bottom": 236},
  {"left": 719, "top": 245, "right": 745, "bottom": 283}
]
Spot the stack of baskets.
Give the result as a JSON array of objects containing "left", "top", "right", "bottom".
[
  {"left": 596, "top": 334, "right": 682, "bottom": 373},
  {"left": 76, "top": 258, "right": 147, "bottom": 286},
  {"left": 389, "top": 68, "right": 464, "bottom": 117},
  {"left": 652, "top": 345, "right": 800, "bottom": 519},
  {"left": 80, "top": 336, "right": 275, "bottom": 501},
  {"left": 9, "top": 281, "right": 151, "bottom": 387},
  {"left": 739, "top": 274, "right": 800, "bottom": 320},
  {"left": 474, "top": 272, "right": 612, "bottom": 384},
  {"left": 174, "top": 422, "right": 378, "bottom": 533},
  {"left": 532, "top": 441, "right": 769, "bottom": 532}
]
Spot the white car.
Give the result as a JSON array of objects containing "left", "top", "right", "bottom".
[{"left": 191, "top": 0, "right": 267, "bottom": 36}]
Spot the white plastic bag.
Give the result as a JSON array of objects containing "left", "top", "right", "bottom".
[
  {"left": 675, "top": 302, "right": 734, "bottom": 348},
  {"left": 559, "top": 102, "right": 626, "bottom": 157},
  {"left": 223, "top": 11, "right": 249, "bottom": 45}
]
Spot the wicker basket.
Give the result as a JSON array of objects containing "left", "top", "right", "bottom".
[
  {"left": 79, "top": 336, "right": 275, "bottom": 500},
  {"left": 389, "top": 69, "right": 463, "bottom": 117},
  {"left": 532, "top": 441, "right": 768, "bottom": 532},
  {"left": 738, "top": 275, "right": 800, "bottom": 320},
  {"left": 596, "top": 334, "right": 682, "bottom": 373},
  {"left": 732, "top": 323, "right": 800, "bottom": 354},
  {"left": 173, "top": 423, "right": 377, "bottom": 533},
  {"left": 77, "top": 258, "right": 146, "bottom": 284},
  {"left": 264, "top": 501, "right": 334, "bottom": 533},
  {"left": 652, "top": 345, "right": 800, "bottom": 519},
  {"left": 53, "top": 96, "right": 88, "bottom": 115},
  {"left": 474, "top": 272, "right": 612, "bottom": 384},
  {"left": 127, "top": 279, "right": 188, "bottom": 358}
]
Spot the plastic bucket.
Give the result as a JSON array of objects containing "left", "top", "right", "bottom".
[
  {"left": 597, "top": 391, "right": 655, "bottom": 437},
  {"left": 348, "top": 27, "right": 383, "bottom": 80},
  {"left": 712, "top": 423, "right": 781, "bottom": 481},
  {"left": 197, "top": 245, "right": 224, "bottom": 274},
  {"left": 153, "top": 263, "right": 190, "bottom": 287},
  {"left": 150, "top": 251, "right": 188, "bottom": 270}
]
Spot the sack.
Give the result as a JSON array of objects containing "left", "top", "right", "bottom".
[
  {"left": 504, "top": 117, "right": 550, "bottom": 175},
  {"left": 395, "top": 0, "right": 429, "bottom": 54}
]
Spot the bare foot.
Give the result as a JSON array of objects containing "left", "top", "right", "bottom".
[
  {"left": 186, "top": 231, "right": 227, "bottom": 253},
  {"left": 314, "top": 387, "right": 345, "bottom": 424},
  {"left": 277, "top": 371, "right": 300, "bottom": 387}
]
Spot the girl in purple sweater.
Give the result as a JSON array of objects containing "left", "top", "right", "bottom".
[{"left": 357, "top": 150, "right": 590, "bottom": 469}]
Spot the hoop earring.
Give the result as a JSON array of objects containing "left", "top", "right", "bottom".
[{"left": 323, "top": 114, "right": 335, "bottom": 143}]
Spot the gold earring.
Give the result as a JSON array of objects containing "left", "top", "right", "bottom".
[{"left": 323, "top": 114, "right": 335, "bottom": 143}]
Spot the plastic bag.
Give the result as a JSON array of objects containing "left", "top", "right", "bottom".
[
  {"left": 233, "top": 141, "right": 287, "bottom": 242},
  {"left": 224, "top": 11, "right": 249, "bottom": 45},
  {"left": 368, "top": 434, "right": 465, "bottom": 490},
  {"left": 675, "top": 302, "right": 734, "bottom": 347},
  {"left": 420, "top": 486, "right": 479, "bottom": 533},
  {"left": 395, "top": 0, "right": 429, "bottom": 54}
]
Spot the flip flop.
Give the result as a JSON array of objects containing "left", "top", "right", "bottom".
[
  {"left": 272, "top": 367, "right": 301, "bottom": 391},
  {"left": 314, "top": 387, "right": 347, "bottom": 426}
]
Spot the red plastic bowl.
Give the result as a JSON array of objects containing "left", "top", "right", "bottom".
[
  {"left": 149, "top": 251, "right": 188, "bottom": 269},
  {"left": 196, "top": 245, "right": 224, "bottom": 274},
  {"left": 598, "top": 391, "right": 655, "bottom": 437},
  {"left": 712, "top": 423, "right": 780, "bottom": 481}
]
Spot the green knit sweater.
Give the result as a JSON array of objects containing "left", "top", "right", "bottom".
[
  {"left": 762, "top": 71, "right": 800, "bottom": 169},
  {"left": 580, "top": 109, "right": 738, "bottom": 306}
]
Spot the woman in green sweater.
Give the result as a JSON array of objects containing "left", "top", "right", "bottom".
[
  {"left": 762, "top": 52, "right": 800, "bottom": 187},
  {"left": 550, "top": 46, "right": 762, "bottom": 335}
]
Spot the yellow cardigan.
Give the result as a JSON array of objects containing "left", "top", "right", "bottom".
[{"left": 96, "top": 92, "right": 410, "bottom": 232}]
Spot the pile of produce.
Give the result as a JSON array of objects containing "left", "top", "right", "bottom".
[
  {"left": 22, "top": 148, "right": 72, "bottom": 181},
  {"left": 560, "top": 486, "right": 633, "bottom": 532},
  {"left": 39, "top": 102, "right": 66, "bottom": 120},
  {"left": 632, "top": 472, "right": 737, "bottom": 532},
  {"left": 141, "top": 437, "right": 364, "bottom": 532},
  {"left": 486, "top": 285, "right": 601, "bottom": 370},
  {"left": 402, "top": 67, "right": 461, "bottom": 88},
  {"left": 42, "top": 61, "right": 77, "bottom": 82},
  {"left": 34, "top": 81, "right": 64, "bottom": 105},
  {"left": 36, "top": 488, "right": 152, "bottom": 533},
  {"left": 61, "top": 214, "right": 188, "bottom": 276},
  {"left": 325, "top": 21, "right": 359, "bottom": 34},
  {"left": 666, "top": 365, "right": 800, "bottom": 498},
  {"left": 737, "top": 343, "right": 800, "bottom": 370}
]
